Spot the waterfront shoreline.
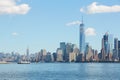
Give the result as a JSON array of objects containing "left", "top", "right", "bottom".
[{"left": 1, "top": 61, "right": 120, "bottom": 64}]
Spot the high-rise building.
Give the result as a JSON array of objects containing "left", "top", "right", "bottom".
[
  {"left": 108, "top": 34, "right": 113, "bottom": 61},
  {"left": 118, "top": 41, "right": 120, "bottom": 60},
  {"left": 73, "top": 44, "right": 79, "bottom": 56},
  {"left": 52, "top": 52, "right": 57, "bottom": 62},
  {"left": 45, "top": 52, "right": 52, "bottom": 62},
  {"left": 36, "top": 51, "right": 42, "bottom": 62},
  {"left": 69, "top": 44, "right": 78, "bottom": 62},
  {"left": 101, "top": 32, "right": 109, "bottom": 61},
  {"left": 114, "top": 38, "right": 118, "bottom": 50},
  {"left": 113, "top": 38, "right": 118, "bottom": 60},
  {"left": 108, "top": 34, "right": 113, "bottom": 53},
  {"left": 66, "top": 43, "right": 73, "bottom": 62},
  {"left": 60, "top": 42, "right": 66, "bottom": 50},
  {"left": 79, "top": 18, "right": 85, "bottom": 55},
  {"left": 69, "top": 52, "right": 76, "bottom": 62},
  {"left": 104, "top": 33, "right": 109, "bottom": 55},
  {"left": 56, "top": 48, "right": 63, "bottom": 62},
  {"left": 101, "top": 32, "right": 113, "bottom": 61},
  {"left": 60, "top": 42, "right": 66, "bottom": 61},
  {"left": 26, "top": 47, "right": 29, "bottom": 61},
  {"left": 26, "top": 47, "right": 29, "bottom": 57},
  {"left": 101, "top": 38, "right": 105, "bottom": 61},
  {"left": 93, "top": 50, "right": 99, "bottom": 61},
  {"left": 41, "top": 49, "right": 47, "bottom": 62},
  {"left": 85, "top": 43, "right": 93, "bottom": 61}
]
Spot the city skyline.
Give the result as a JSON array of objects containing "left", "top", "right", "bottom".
[{"left": 0, "top": 0, "right": 120, "bottom": 54}]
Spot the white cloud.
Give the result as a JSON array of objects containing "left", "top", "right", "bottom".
[
  {"left": 0, "top": 0, "right": 30, "bottom": 15},
  {"left": 66, "top": 21, "right": 81, "bottom": 26},
  {"left": 12, "top": 32, "right": 19, "bottom": 36},
  {"left": 80, "top": 2, "right": 120, "bottom": 14},
  {"left": 85, "top": 28, "right": 96, "bottom": 36}
]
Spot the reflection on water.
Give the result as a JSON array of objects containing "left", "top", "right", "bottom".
[{"left": 0, "top": 63, "right": 120, "bottom": 80}]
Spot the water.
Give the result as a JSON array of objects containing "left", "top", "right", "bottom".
[{"left": 0, "top": 63, "right": 120, "bottom": 80}]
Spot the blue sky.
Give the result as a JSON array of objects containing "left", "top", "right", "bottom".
[{"left": 0, "top": 0, "right": 120, "bottom": 54}]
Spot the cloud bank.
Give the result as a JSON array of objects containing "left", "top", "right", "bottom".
[
  {"left": 85, "top": 28, "right": 96, "bottom": 36},
  {"left": 80, "top": 2, "right": 120, "bottom": 14},
  {"left": 0, "top": 0, "right": 30, "bottom": 15},
  {"left": 12, "top": 32, "right": 19, "bottom": 36},
  {"left": 66, "top": 21, "right": 81, "bottom": 26},
  {"left": 66, "top": 21, "right": 96, "bottom": 36}
]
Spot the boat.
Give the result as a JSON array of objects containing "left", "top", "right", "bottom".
[
  {"left": 0, "top": 61, "right": 9, "bottom": 64},
  {"left": 18, "top": 61, "right": 30, "bottom": 64}
]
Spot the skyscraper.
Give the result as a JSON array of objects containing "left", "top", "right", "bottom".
[
  {"left": 26, "top": 47, "right": 29, "bottom": 57},
  {"left": 102, "top": 32, "right": 113, "bottom": 61},
  {"left": 79, "top": 17, "right": 85, "bottom": 55},
  {"left": 56, "top": 48, "right": 63, "bottom": 62},
  {"left": 108, "top": 34, "right": 113, "bottom": 61},
  {"left": 114, "top": 38, "right": 118, "bottom": 50},
  {"left": 113, "top": 38, "right": 118, "bottom": 60},
  {"left": 108, "top": 34, "right": 113, "bottom": 55},
  {"left": 85, "top": 43, "right": 93, "bottom": 61},
  {"left": 101, "top": 38, "right": 105, "bottom": 61},
  {"left": 103, "top": 33, "right": 109, "bottom": 55},
  {"left": 26, "top": 47, "right": 29, "bottom": 61},
  {"left": 118, "top": 41, "right": 120, "bottom": 60},
  {"left": 41, "top": 49, "right": 47, "bottom": 62},
  {"left": 66, "top": 43, "right": 73, "bottom": 62},
  {"left": 60, "top": 42, "right": 66, "bottom": 61}
]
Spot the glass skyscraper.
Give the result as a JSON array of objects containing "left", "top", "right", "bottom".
[
  {"left": 103, "top": 33, "right": 113, "bottom": 55},
  {"left": 60, "top": 42, "right": 66, "bottom": 61},
  {"left": 102, "top": 32, "right": 113, "bottom": 61},
  {"left": 103, "top": 33, "right": 109, "bottom": 55},
  {"left": 114, "top": 38, "right": 118, "bottom": 59},
  {"left": 79, "top": 20, "right": 85, "bottom": 55},
  {"left": 108, "top": 34, "right": 113, "bottom": 54}
]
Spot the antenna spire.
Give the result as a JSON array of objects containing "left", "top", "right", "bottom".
[{"left": 82, "top": 16, "right": 83, "bottom": 24}]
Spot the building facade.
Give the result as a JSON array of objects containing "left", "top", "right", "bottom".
[{"left": 79, "top": 20, "right": 85, "bottom": 55}]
